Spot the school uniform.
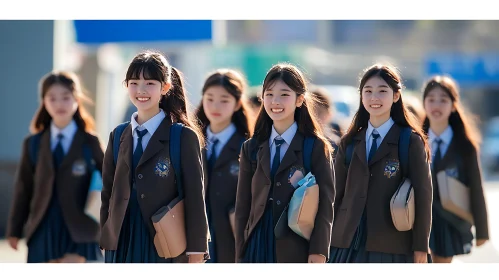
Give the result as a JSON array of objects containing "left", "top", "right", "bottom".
[
  {"left": 203, "top": 123, "right": 246, "bottom": 263},
  {"left": 100, "top": 110, "right": 209, "bottom": 263},
  {"left": 329, "top": 118, "right": 433, "bottom": 263},
  {"left": 428, "top": 126, "right": 489, "bottom": 257},
  {"left": 6, "top": 120, "right": 104, "bottom": 263},
  {"left": 234, "top": 122, "right": 335, "bottom": 263}
]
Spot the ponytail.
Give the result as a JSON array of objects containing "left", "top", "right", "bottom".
[{"left": 160, "top": 66, "right": 205, "bottom": 147}]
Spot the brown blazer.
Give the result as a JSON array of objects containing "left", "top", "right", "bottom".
[
  {"left": 330, "top": 124, "right": 433, "bottom": 255},
  {"left": 99, "top": 117, "right": 209, "bottom": 255},
  {"left": 235, "top": 132, "right": 335, "bottom": 263},
  {"left": 203, "top": 131, "right": 246, "bottom": 263},
  {"left": 6, "top": 129, "right": 104, "bottom": 243},
  {"left": 433, "top": 138, "right": 489, "bottom": 240}
]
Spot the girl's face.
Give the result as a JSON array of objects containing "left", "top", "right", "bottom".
[
  {"left": 127, "top": 72, "right": 170, "bottom": 116},
  {"left": 263, "top": 79, "right": 304, "bottom": 125},
  {"left": 361, "top": 75, "right": 400, "bottom": 122},
  {"left": 43, "top": 84, "right": 79, "bottom": 126},
  {"left": 202, "top": 85, "right": 240, "bottom": 128},
  {"left": 424, "top": 87, "right": 454, "bottom": 126}
]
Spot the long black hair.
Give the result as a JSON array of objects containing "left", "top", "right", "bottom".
[
  {"left": 124, "top": 51, "right": 205, "bottom": 146},
  {"left": 253, "top": 63, "right": 333, "bottom": 157},
  {"left": 343, "top": 64, "right": 431, "bottom": 160},
  {"left": 422, "top": 75, "right": 481, "bottom": 151},
  {"left": 195, "top": 69, "right": 253, "bottom": 139}
]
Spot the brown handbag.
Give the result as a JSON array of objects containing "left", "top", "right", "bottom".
[
  {"left": 152, "top": 197, "right": 186, "bottom": 258},
  {"left": 436, "top": 170, "right": 473, "bottom": 224},
  {"left": 389, "top": 127, "right": 414, "bottom": 231},
  {"left": 150, "top": 123, "right": 187, "bottom": 259},
  {"left": 390, "top": 178, "right": 415, "bottom": 231}
]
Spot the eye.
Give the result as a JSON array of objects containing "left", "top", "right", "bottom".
[{"left": 265, "top": 93, "right": 273, "bottom": 97}]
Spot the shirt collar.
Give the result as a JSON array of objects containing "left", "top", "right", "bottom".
[
  {"left": 206, "top": 123, "right": 236, "bottom": 145},
  {"left": 429, "top": 125, "right": 453, "bottom": 145},
  {"left": 269, "top": 122, "right": 298, "bottom": 147},
  {"left": 50, "top": 119, "right": 77, "bottom": 141},
  {"left": 130, "top": 110, "right": 166, "bottom": 136},
  {"left": 366, "top": 117, "right": 394, "bottom": 139}
]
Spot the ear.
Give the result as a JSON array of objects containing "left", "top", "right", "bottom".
[
  {"left": 296, "top": 94, "right": 305, "bottom": 107},
  {"left": 234, "top": 100, "right": 242, "bottom": 112},
  {"left": 393, "top": 91, "right": 401, "bottom": 103},
  {"left": 162, "top": 82, "right": 172, "bottom": 95}
]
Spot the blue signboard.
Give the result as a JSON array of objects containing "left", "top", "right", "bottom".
[
  {"left": 425, "top": 53, "right": 499, "bottom": 87},
  {"left": 73, "top": 20, "right": 212, "bottom": 44}
]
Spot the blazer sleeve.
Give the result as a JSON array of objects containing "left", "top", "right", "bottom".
[
  {"left": 180, "top": 127, "right": 209, "bottom": 253},
  {"left": 408, "top": 133, "right": 433, "bottom": 253},
  {"left": 6, "top": 136, "right": 35, "bottom": 238},
  {"left": 234, "top": 140, "right": 253, "bottom": 261},
  {"left": 308, "top": 139, "right": 335, "bottom": 258},
  {"left": 467, "top": 145, "right": 489, "bottom": 240},
  {"left": 100, "top": 131, "right": 115, "bottom": 228},
  {"left": 332, "top": 140, "right": 348, "bottom": 217}
]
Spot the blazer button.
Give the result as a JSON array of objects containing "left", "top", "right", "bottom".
[
  {"left": 216, "top": 192, "right": 220, "bottom": 196},
  {"left": 276, "top": 182, "right": 281, "bottom": 187},
  {"left": 216, "top": 172, "right": 222, "bottom": 177},
  {"left": 276, "top": 200, "right": 281, "bottom": 205},
  {"left": 141, "top": 194, "right": 145, "bottom": 199},
  {"left": 138, "top": 174, "right": 143, "bottom": 179}
]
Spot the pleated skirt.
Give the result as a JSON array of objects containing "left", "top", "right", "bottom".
[
  {"left": 104, "top": 188, "right": 172, "bottom": 263},
  {"left": 27, "top": 192, "right": 103, "bottom": 263}
]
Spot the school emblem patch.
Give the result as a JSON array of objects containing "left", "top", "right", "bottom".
[
  {"left": 154, "top": 157, "right": 171, "bottom": 178},
  {"left": 288, "top": 166, "right": 306, "bottom": 184},
  {"left": 445, "top": 167, "right": 459, "bottom": 178},
  {"left": 72, "top": 159, "right": 87, "bottom": 176},
  {"left": 384, "top": 159, "right": 400, "bottom": 179},
  {"left": 229, "top": 161, "right": 240, "bottom": 176}
]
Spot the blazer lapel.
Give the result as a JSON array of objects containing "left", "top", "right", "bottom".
[
  {"left": 38, "top": 130, "right": 55, "bottom": 180},
  {"left": 258, "top": 141, "right": 272, "bottom": 182},
  {"left": 118, "top": 124, "right": 133, "bottom": 170},
  {"left": 213, "top": 132, "right": 244, "bottom": 170},
  {"left": 275, "top": 132, "right": 302, "bottom": 177},
  {"left": 369, "top": 124, "right": 400, "bottom": 166},
  {"left": 59, "top": 130, "right": 85, "bottom": 171},
  {"left": 435, "top": 138, "right": 456, "bottom": 172},
  {"left": 353, "top": 129, "right": 368, "bottom": 168},
  {"left": 137, "top": 117, "right": 171, "bottom": 168}
]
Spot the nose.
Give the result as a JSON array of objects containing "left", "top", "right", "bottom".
[
  {"left": 271, "top": 95, "right": 281, "bottom": 105},
  {"left": 138, "top": 83, "right": 147, "bottom": 94}
]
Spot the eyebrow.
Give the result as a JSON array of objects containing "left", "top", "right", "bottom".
[
  {"left": 363, "top": 85, "right": 389, "bottom": 89},
  {"left": 266, "top": 88, "right": 292, "bottom": 92}
]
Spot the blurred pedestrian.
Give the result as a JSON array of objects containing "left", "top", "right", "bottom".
[
  {"left": 6, "top": 71, "right": 104, "bottom": 263},
  {"left": 195, "top": 68, "right": 253, "bottom": 263},
  {"left": 422, "top": 75, "right": 489, "bottom": 263}
]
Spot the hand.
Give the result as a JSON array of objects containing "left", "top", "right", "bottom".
[
  {"left": 188, "top": 254, "right": 206, "bottom": 263},
  {"left": 476, "top": 239, "right": 487, "bottom": 247},
  {"left": 8, "top": 237, "right": 19, "bottom": 251},
  {"left": 308, "top": 254, "right": 326, "bottom": 263},
  {"left": 413, "top": 251, "right": 428, "bottom": 263}
]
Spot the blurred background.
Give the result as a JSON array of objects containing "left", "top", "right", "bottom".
[{"left": 1, "top": 20, "right": 499, "bottom": 262}]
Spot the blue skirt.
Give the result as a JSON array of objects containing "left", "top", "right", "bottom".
[
  {"left": 105, "top": 188, "right": 172, "bottom": 263},
  {"left": 241, "top": 203, "right": 276, "bottom": 263},
  {"left": 329, "top": 212, "right": 420, "bottom": 263},
  {"left": 430, "top": 209, "right": 473, "bottom": 258},
  {"left": 27, "top": 193, "right": 103, "bottom": 263}
]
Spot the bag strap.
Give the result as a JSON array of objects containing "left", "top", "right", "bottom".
[
  {"left": 169, "top": 123, "right": 184, "bottom": 199},
  {"left": 113, "top": 121, "right": 130, "bottom": 166},
  {"left": 398, "top": 127, "right": 412, "bottom": 178},
  {"left": 302, "top": 136, "right": 316, "bottom": 174},
  {"left": 28, "top": 132, "right": 43, "bottom": 170}
]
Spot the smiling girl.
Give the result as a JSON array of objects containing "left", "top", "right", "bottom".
[{"left": 234, "top": 63, "right": 335, "bottom": 263}]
